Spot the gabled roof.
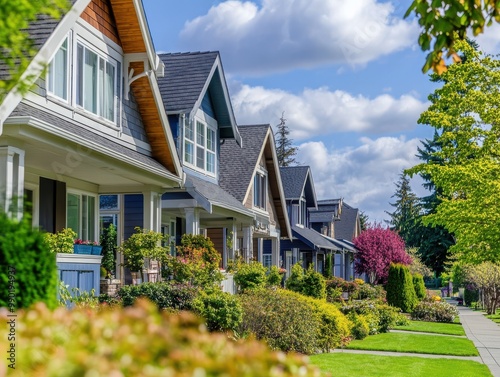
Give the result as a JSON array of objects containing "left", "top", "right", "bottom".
[
  {"left": 334, "top": 202, "right": 361, "bottom": 241},
  {"left": 0, "top": 0, "right": 182, "bottom": 178},
  {"left": 158, "top": 52, "right": 241, "bottom": 145},
  {"left": 292, "top": 225, "right": 340, "bottom": 251},
  {"left": 309, "top": 198, "right": 343, "bottom": 224},
  {"left": 280, "top": 166, "right": 317, "bottom": 207},
  {"left": 219, "top": 124, "right": 291, "bottom": 239},
  {"left": 322, "top": 234, "right": 357, "bottom": 253}
]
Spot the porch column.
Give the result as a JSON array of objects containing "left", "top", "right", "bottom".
[
  {"left": 184, "top": 208, "right": 200, "bottom": 235},
  {"left": 312, "top": 251, "right": 318, "bottom": 271},
  {"left": 242, "top": 226, "right": 253, "bottom": 262},
  {"left": 222, "top": 228, "right": 228, "bottom": 268},
  {"left": 0, "top": 147, "right": 25, "bottom": 219},
  {"left": 143, "top": 191, "right": 161, "bottom": 232},
  {"left": 339, "top": 252, "right": 345, "bottom": 279},
  {"left": 271, "top": 237, "right": 280, "bottom": 267}
]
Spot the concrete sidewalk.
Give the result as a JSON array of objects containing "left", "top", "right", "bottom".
[{"left": 458, "top": 306, "right": 500, "bottom": 377}]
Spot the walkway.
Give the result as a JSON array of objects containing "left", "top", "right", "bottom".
[{"left": 458, "top": 305, "right": 500, "bottom": 377}]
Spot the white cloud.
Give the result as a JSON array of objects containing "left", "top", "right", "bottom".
[
  {"left": 297, "top": 136, "right": 425, "bottom": 223},
  {"left": 474, "top": 23, "right": 500, "bottom": 55},
  {"left": 179, "top": 0, "right": 418, "bottom": 74},
  {"left": 231, "top": 84, "right": 428, "bottom": 139}
]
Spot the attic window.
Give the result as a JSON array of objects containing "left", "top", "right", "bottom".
[
  {"left": 183, "top": 115, "right": 217, "bottom": 176},
  {"left": 47, "top": 38, "right": 69, "bottom": 101},
  {"left": 254, "top": 172, "right": 267, "bottom": 210}
]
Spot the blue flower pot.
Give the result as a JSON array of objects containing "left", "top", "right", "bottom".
[
  {"left": 74, "top": 244, "right": 93, "bottom": 254},
  {"left": 92, "top": 246, "right": 103, "bottom": 255}
]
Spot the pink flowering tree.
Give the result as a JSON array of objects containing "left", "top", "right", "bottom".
[{"left": 353, "top": 223, "right": 411, "bottom": 284}]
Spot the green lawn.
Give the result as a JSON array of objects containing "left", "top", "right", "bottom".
[
  {"left": 346, "top": 332, "right": 478, "bottom": 356},
  {"left": 309, "top": 353, "right": 492, "bottom": 377},
  {"left": 394, "top": 320, "right": 466, "bottom": 336}
]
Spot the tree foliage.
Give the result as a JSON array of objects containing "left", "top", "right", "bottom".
[
  {"left": 385, "top": 172, "right": 421, "bottom": 248},
  {"left": 405, "top": 0, "right": 500, "bottom": 73},
  {"left": 0, "top": 0, "right": 70, "bottom": 101},
  {"left": 408, "top": 40, "right": 500, "bottom": 265},
  {"left": 353, "top": 223, "right": 412, "bottom": 284},
  {"left": 275, "top": 112, "right": 298, "bottom": 167},
  {"left": 464, "top": 262, "right": 500, "bottom": 315}
]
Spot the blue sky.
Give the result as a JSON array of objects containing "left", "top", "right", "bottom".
[{"left": 142, "top": 0, "right": 499, "bottom": 223}]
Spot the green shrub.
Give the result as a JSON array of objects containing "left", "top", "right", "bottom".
[
  {"left": 100, "top": 224, "right": 116, "bottom": 278},
  {"left": 117, "top": 282, "right": 200, "bottom": 311},
  {"left": 302, "top": 265, "right": 326, "bottom": 299},
  {"left": 413, "top": 273, "right": 427, "bottom": 300},
  {"left": 324, "top": 253, "right": 333, "bottom": 279},
  {"left": 411, "top": 301, "right": 459, "bottom": 322},
  {"left": 1, "top": 299, "right": 321, "bottom": 376},
  {"left": 339, "top": 300, "right": 408, "bottom": 334},
  {"left": 349, "top": 313, "right": 370, "bottom": 340},
  {"left": 193, "top": 289, "right": 243, "bottom": 333},
  {"left": 285, "top": 290, "right": 351, "bottom": 351},
  {"left": 386, "top": 263, "right": 418, "bottom": 313},
  {"left": 285, "top": 262, "right": 304, "bottom": 293},
  {"left": 238, "top": 288, "right": 320, "bottom": 354},
  {"left": 58, "top": 281, "right": 99, "bottom": 309},
  {"left": 325, "top": 277, "right": 359, "bottom": 302},
  {"left": 0, "top": 215, "right": 58, "bottom": 309},
  {"left": 234, "top": 261, "right": 267, "bottom": 291},
  {"left": 352, "top": 283, "right": 386, "bottom": 301},
  {"left": 266, "top": 265, "right": 283, "bottom": 287},
  {"left": 464, "top": 287, "right": 479, "bottom": 306},
  {"left": 43, "top": 227, "right": 76, "bottom": 254}
]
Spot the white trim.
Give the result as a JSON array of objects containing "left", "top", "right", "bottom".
[
  {"left": 4, "top": 116, "right": 182, "bottom": 185},
  {"left": 56, "top": 253, "right": 103, "bottom": 264},
  {"left": 0, "top": 0, "right": 93, "bottom": 133},
  {"left": 46, "top": 33, "right": 71, "bottom": 103}
]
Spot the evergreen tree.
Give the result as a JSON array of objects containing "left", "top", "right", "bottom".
[
  {"left": 275, "top": 112, "right": 298, "bottom": 167},
  {"left": 385, "top": 173, "right": 421, "bottom": 248},
  {"left": 386, "top": 263, "right": 418, "bottom": 313},
  {"left": 359, "top": 211, "right": 369, "bottom": 232}
]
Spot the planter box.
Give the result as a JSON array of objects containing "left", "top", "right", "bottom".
[
  {"left": 74, "top": 244, "right": 93, "bottom": 254},
  {"left": 92, "top": 245, "right": 103, "bottom": 255}
]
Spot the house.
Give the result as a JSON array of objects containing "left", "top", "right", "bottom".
[
  {"left": 310, "top": 199, "right": 360, "bottom": 280},
  {"left": 277, "top": 166, "right": 340, "bottom": 276},
  {"left": 0, "top": 0, "right": 183, "bottom": 288},
  {"left": 157, "top": 52, "right": 256, "bottom": 267},
  {"left": 219, "top": 124, "right": 291, "bottom": 266}
]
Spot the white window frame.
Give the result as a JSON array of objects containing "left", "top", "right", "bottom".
[
  {"left": 253, "top": 170, "right": 267, "bottom": 210},
  {"left": 183, "top": 110, "right": 218, "bottom": 176},
  {"left": 47, "top": 34, "right": 71, "bottom": 103},
  {"left": 67, "top": 189, "right": 98, "bottom": 242},
  {"left": 74, "top": 39, "right": 118, "bottom": 123}
]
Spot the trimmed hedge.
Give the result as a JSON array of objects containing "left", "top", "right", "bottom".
[
  {"left": 117, "top": 282, "right": 200, "bottom": 311},
  {"left": 0, "top": 299, "right": 321, "bottom": 376},
  {"left": 0, "top": 215, "right": 58, "bottom": 310},
  {"left": 386, "top": 263, "right": 418, "bottom": 313},
  {"left": 413, "top": 273, "right": 427, "bottom": 300}
]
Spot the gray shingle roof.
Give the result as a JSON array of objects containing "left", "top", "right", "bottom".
[
  {"left": 280, "top": 166, "right": 316, "bottom": 206},
  {"left": 292, "top": 225, "right": 339, "bottom": 251},
  {"left": 309, "top": 211, "right": 334, "bottom": 223},
  {"left": 186, "top": 174, "right": 253, "bottom": 216},
  {"left": 309, "top": 198, "right": 342, "bottom": 224},
  {"left": 9, "top": 102, "right": 168, "bottom": 172},
  {"left": 219, "top": 124, "right": 269, "bottom": 202},
  {"left": 158, "top": 52, "right": 219, "bottom": 113},
  {"left": 334, "top": 202, "right": 360, "bottom": 241},
  {"left": 158, "top": 52, "right": 239, "bottom": 142}
]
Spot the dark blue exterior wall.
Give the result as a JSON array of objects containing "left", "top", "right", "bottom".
[{"left": 124, "top": 194, "right": 144, "bottom": 240}]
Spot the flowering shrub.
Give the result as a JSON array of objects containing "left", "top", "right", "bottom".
[
  {"left": 351, "top": 283, "right": 386, "bottom": 301},
  {"left": 0, "top": 299, "right": 321, "bottom": 377},
  {"left": 163, "top": 234, "right": 223, "bottom": 289},
  {"left": 411, "top": 301, "right": 459, "bottom": 322}
]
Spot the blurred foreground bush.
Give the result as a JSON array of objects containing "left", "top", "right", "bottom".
[{"left": 0, "top": 299, "right": 322, "bottom": 377}]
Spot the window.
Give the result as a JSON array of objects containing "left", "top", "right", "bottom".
[
  {"left": 47, "top": 38, "right": 69, "bottom": 100},
  {"left": 67, "top": 192, "right": 96, "bottom": 241},
  {"left": 183, "top": 117, "right": 217, "bottom": 175},
  {"left": 254, "top": 172, "right": 266, "bottom": 209},
  {"left": 263, "top": 254, "right": 272, "bottom": 268},
  {"left": 76, "top": 42, "right": 116, "bottom": 122}
]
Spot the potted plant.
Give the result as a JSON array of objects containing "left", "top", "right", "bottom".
[
  {"left": 119, "top": 227, "right": 168, "bottom": 284},
  {"left": 74, "top": 239, "right": 93, "bottom": 254},
  {"left": 44, "top": 228, "right": 77, "bottom": 254},
  {"left": 91, "top": 241, "right": 103, "bottom": 255}
]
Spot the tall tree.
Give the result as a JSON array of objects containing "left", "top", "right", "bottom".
[
  {"left": 275, "top": 112, "right": 298, "bottom": 167},
  {"left": 412, "top": 132, "right": 455, "bottom": 275},
  {"left": 408, "top": 40, "right": 500, "bottom": 264},
  {"left": 385, "top": 173, "right": 421, "bottom": 248},
  {"left": 406, "top": 0, "right": 500, "bottom": 73},
  {"left": 0, "top": 1, "right": 69, "bottom": 101},
  {"left": 359, "top": 211, "right": 369, "bottom": 232},
  {"left": 353, "top": 223, "right": 411, "bottom": 284}
]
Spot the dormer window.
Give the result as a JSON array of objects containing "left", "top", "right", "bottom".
[{"left": 183, "top": 113, "right": 217, "bottom": 176}]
